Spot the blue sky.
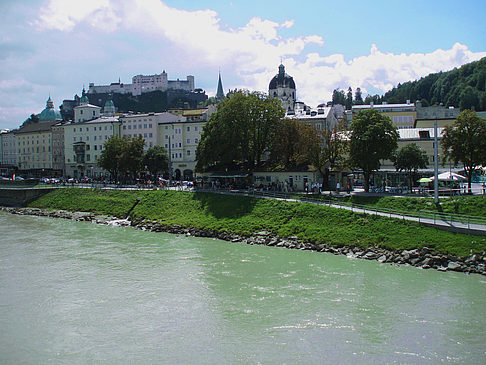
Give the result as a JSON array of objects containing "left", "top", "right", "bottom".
[{"left": 0, "top": 0, "right": 485, "bottom": 130}]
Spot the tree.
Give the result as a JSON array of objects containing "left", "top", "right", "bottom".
[
  {"left": 332, "top": 89, "right": 346, "bottom": 105},
  {"left": 120, "top": 135, "right": 145, "bottom": 182},
  {"left": 392, "top": 143, "right": 428, "bottom": 192},
  {"left": 441, "top": 110, "right": 486, "bottom": 193},
  {"left": 354, "top": 87, "right": 363, "bottom": 104},
  {"left": 196, "top": 90, "right": 285, "bottom": 172},
  {"left": 144, "top": 145, "right": 169, "bottom": 180},
  {"left": 307, "top": 121, "right": 348, "bottom": 190},
  {"left": 97, "top": 135, "right": 145, "bottom": 182},
  {"left": 97, "top": 136, "right": 125, "bottom": 181},
  {"left": 269, "top": 118, "right": 316, "bottom": 170},
  {"left": 349, "top": 109, "right": 399, "bottom": 192},
  {"left": 345, "top": 87, "right": 353, "bottom": 110}
]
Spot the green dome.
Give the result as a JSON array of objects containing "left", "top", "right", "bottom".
[
  {"left": 39, "top": 97, "right": 62, "bottom": 121},
  {"left": 105, "top": 99, "right": 114, "bottom": 107},
  {"left": 80, "top": 94, "right": 89, "bottom": 104}
]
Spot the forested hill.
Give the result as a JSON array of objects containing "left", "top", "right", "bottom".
[{"left": 381, "top": 57, "right": 486, "bottom": 111}]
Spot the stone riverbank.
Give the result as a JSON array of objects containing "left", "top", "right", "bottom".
[{"left": 3, "top": 206, "right": 486, "bottom": 276}]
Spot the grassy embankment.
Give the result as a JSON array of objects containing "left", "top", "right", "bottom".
[{"left": 27, "top": 188, "right": 486, "bottom": 257}]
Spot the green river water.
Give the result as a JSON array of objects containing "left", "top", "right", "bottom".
[{"left": 0, "top": 212, "right": 485, "bottom": 364}]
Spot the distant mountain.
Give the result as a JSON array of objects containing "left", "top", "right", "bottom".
[{"left": 381, "top": 57, "right": 486, "bottom": 111}]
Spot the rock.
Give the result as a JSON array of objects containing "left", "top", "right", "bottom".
[
  {"left": 447, "top": 262, "right": 463, "bottom": 271},
  {"left": 377, "top": 255, "right": 387, "bottom": 263}
]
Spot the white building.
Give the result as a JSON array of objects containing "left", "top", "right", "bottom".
[
  {"left": 120, "top": 112, "right": 182, "bottom": 151},
  {"left": 159, "top": 108, "right": 214, "bottom": 180},
  {"left": 63, "top": 116, "right": 121, "bottom": 179},
  {"left": 88, "top": 71, "right": 195, "bottom": 96},
  {"left": 0, "top": 130, "right": 17, "bottom": 171},
  {"left": 73, "top": 94, "right": 101, "bottom": 123},
  {"left": 289, "top": 105, "right": 340, "bottom": 132}
]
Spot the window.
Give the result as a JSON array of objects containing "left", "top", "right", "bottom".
[
  {"left": 128, "top": 125, "right": 132, "bottom": 130},
  {"left": 86, "top": 136, "right": 89, "bottom": 141},
  {"left": 123, "top": 126, "right": 126, "bottom": 130},
  {"left": 194, "top": 126, "right": 198, "bottom": 131},
  {"left": 74, "top": 137, "right": 77, "bottom": 141},
  {"left": 187, "top": 150, "right": 191, "bottom": 156},
  {"left": 148, "top": 133, "right": 153, "bottom": 138},
  {"left": 195, "top": 138, "right": 198, "bottom": 143},
  {"left": 165, "top": 135, "right": 168, "bottom": 140},
  {"left": 144, "top": 124, "right": 147, "bottom": 129},
  {"left": 86, "top": 154, "right": 90, "bottom": 161},
  {"left": 187, "top": 126, "right": 190, "bottom": 131},
  {"left": 133, "top": 125, "right": 136, "bottom": 129},
  {"left": 80, "top": 110, "right": 83, "bottom": 115},
  {"left": 178, "top": 142, "right": 182, "bottom": 148},
  {"left": 94, "top": 145, "right": 98, "bottom": 150},
  {"left": 165, "top": 126, "right": 168, "bottom": 130},
  {"left": 92, "top": 111, "right": 95, "bottom": 116},
  {"left": 187, "top": 138, "right": 190, "bottom": 144},
  {"left": 86, "top": 127, "right": 89, "bottom": 131}
]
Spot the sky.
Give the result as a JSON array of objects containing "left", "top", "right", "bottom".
[{"left": 1, "top": 0, "right": 485, "bottom": 130}]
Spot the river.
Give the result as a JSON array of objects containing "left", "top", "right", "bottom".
[{"left": 0, "top": 212, "right": 485, "bottom": 364}]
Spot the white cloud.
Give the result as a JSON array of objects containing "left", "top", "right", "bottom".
[{"left": 31, "top": 0, "right": 486, "bottom": 109}]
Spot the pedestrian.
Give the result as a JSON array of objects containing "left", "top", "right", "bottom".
[
  {"left": 346, "top": 180, "right": 350, "bottom": 194},
  {"left": 336, "top": 181, "right": 340, "bottom": 193}
]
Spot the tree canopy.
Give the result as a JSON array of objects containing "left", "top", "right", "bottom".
[
  {"left": 441, "top": 109, "right": 486, "bottom": 192},
  {"left": 196, "top": 90, "right": 285, "bottom": 173},
  {"left": 392, "top": 143, "right": 428, "bottom": 192},
  {"left": 381, "top": 57, "right": 486, "bottom": 110},
  {"left": 307, "top": 121, "right": 348, "bottom": 189},
  {"left": 143, "top": 145, "right": 169, "bottom": 179},
  {"left": 97, "top": 135, "right": 145, "bottom": 182},
  {"left": 269, "top": 118, "right": 317, "bottom": 170},
  {"left": 349, "top": 109, "right": 399, "bottom": 192}
]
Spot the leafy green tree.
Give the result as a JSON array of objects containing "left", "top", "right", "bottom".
[
  {"left": 441, "top": 110, "right": 486, "bottom": 193},
  {"left": 392, "top": 143, "right": 428, "bottom": 192},
  {"left": 196, "top": 91, "right": 284, "bottom": 172},
  {"left": 349, "top": 109, "right": 399, "bottom": 192},
  {"left": 97, "top": 135, "right": 145, "bottom": 182},
  {"left": 307, "top": 121, "right": 348, "bottom": 190},
  {"left": 143, "top": 145, "right": 169, "bottom": 180},
  {"left": 269, "top": 118, "right": 317, "bottom": 170},
  {"left": 120, "top": 135, "right": 145, "bottom": 181},
  {"left": 97, "top": 136, "right": 125, "bottom": 181}
]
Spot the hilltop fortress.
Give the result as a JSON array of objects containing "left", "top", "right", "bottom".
[{"left": 88, "top": 71, "right": 195, "bottom": 96}]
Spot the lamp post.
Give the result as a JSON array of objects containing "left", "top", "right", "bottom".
[{"left": 434, "top": 118, "right": 439, "bottom": 203}]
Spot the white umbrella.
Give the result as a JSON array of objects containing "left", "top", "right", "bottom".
[{"left": 430, "top": 172, "right": 466, "bottom": 181}]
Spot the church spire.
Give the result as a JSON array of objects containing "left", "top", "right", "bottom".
[{"left": 216, "top": 71, "right": 224, "bottom": 100}]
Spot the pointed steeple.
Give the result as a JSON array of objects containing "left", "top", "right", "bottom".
[{"left": 216, "top": 72, "right": 224, "bottom": 100}]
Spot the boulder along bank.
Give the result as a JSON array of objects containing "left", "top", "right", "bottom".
[{"left": 3, "top": 206, "right": 486, "bottom": 276}]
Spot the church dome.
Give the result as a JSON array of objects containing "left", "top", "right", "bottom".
[
  {"left": 39, "top": 97, "right": 62, "bottom": 121},
  {"left": 269, "top": 64, "right": 296, "bottom": 90}
]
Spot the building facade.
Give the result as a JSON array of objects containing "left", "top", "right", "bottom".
[
  {"left": 0, "top": 130, "right": 17, "bottom": 175},
  {"left": 63, "top": 116, "right": 121, "bottom": 179},
  {"left": 352, "top": 102, "right": 417, "bottom": 129},
  {"left": 159, "top": 108, "right": 214, "bottom": 180}
]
